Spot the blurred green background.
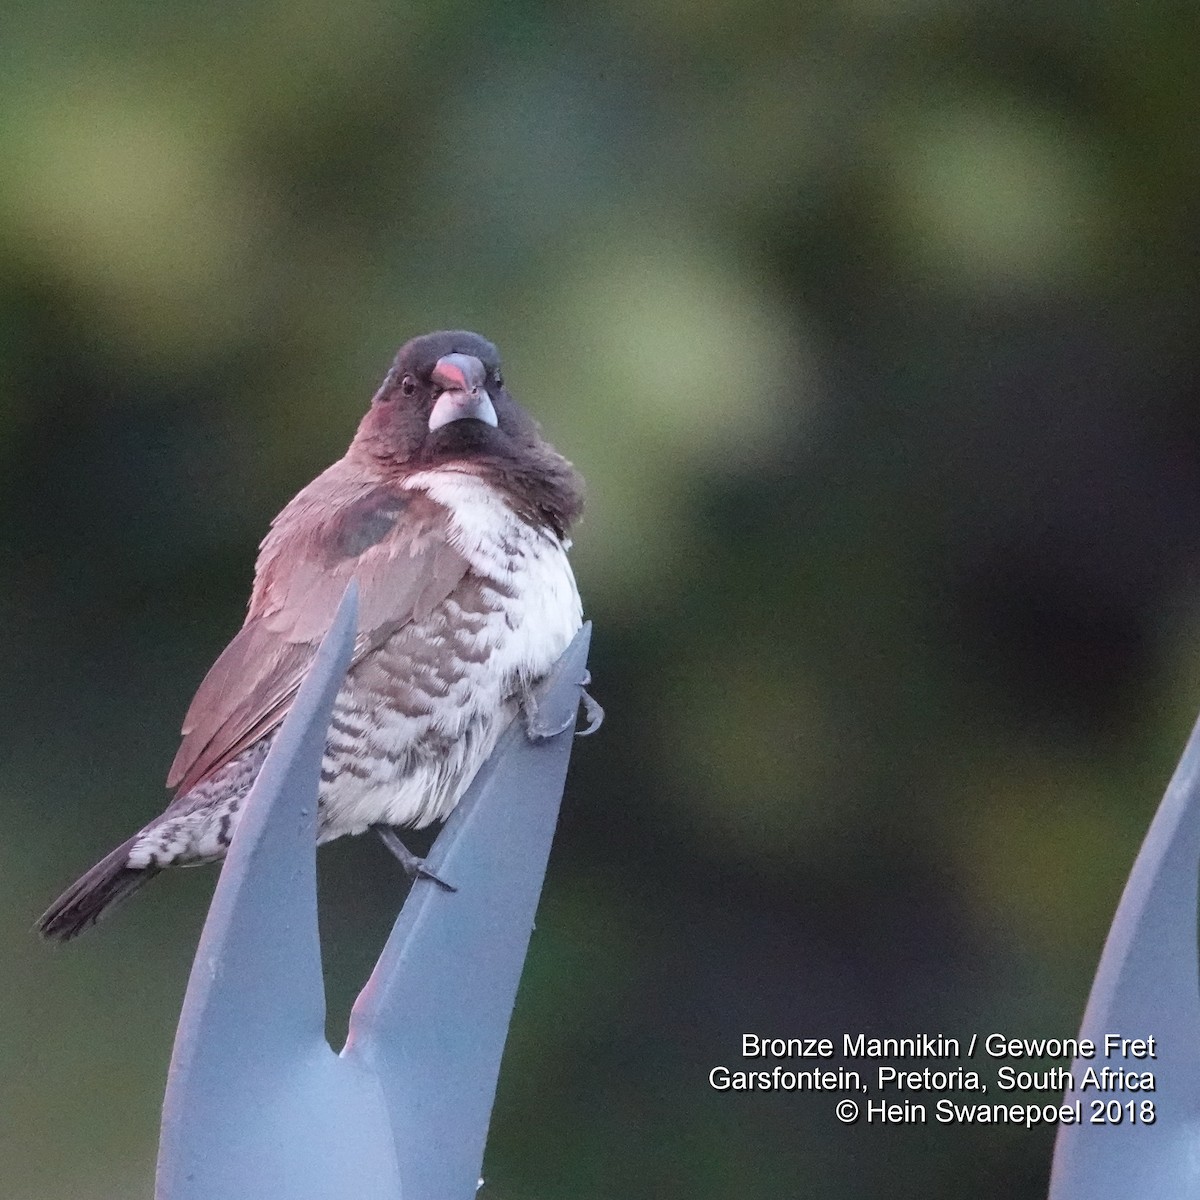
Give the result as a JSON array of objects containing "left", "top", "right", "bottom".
[{"left": 2, "top": 1, "right": 1198, "bottom": 1196}]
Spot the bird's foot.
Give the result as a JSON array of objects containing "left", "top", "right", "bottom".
[
  {"left": 576, "top": 671, "right": 604, "bottom": 737},
  {"left": 519, "top": 682, "right": 574, "bottom": 741},
  {"left": 373, "top": 826, "right": 456, "bottom": 892},
  {"left": 520, "top": 671, "right": 604, "bottom": 741}
]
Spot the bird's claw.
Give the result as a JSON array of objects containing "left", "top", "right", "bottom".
[
  {"left": 519, "top": 685, "right": 574, "bottom": 741},
  {"left": 576, "top": 687, "right": 604, "bottom": 737},
  {"left": 373, "top": 826, "right": 457, "bottom": 892},
  {"left": 520, "top": 671, "right": 604, "bottom": 741},
  {"left": 415, "top": 864, "right": 456, "bottom": 891}
]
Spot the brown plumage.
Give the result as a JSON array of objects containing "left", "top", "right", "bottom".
[
  {"left": 39, "top": 330, "right": 586, "bottom": 941},
  {"left": 168, "top": 480, "right": 469, "bottom": 796}
]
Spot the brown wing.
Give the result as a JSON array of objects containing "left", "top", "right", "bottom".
[{"left": 167, "top": 462, "right": 469, "bottom": 796}]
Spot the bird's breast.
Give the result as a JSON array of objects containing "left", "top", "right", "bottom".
[
  {"left": 317, "top": 468, "right": 581, "bottom": 832},
  {"left": 401, "top": 468, "right": 583, "bottom": 684}
]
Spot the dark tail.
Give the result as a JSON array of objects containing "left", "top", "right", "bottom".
[{"left": 37, "top": 836, "right": 161, "bottom": 942}]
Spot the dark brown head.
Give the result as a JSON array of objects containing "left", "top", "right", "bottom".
[{"left": 352, "top": 331, "right": 584, "bottom": 535}]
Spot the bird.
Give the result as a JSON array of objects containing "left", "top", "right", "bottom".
[{"left": 38, "top": 330, "right": 597, "bottom": 941}]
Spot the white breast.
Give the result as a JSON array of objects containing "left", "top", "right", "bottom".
[
  {"left": 315, "top": 468, "right": 583, "bottom": 835},
  {"left": 403, "top": 468, "right": 583, "bottom": 686}
]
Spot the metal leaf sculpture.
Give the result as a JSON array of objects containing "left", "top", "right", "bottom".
[
  {"left": 1049, "top": 715, "right": 1200, "bottom": 1198},
  {"left": 156, "top": 581, "right": 593, "bottom": 1200}
]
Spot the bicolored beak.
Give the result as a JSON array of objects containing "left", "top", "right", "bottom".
[{"left": 428, "top": 353, "right": 498, "bottom": 432}]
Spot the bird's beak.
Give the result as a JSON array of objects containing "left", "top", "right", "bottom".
[{"left": 428, "top": 353, "right": 498, "bottom": 432}]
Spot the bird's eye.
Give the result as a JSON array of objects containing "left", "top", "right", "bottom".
[
  {"left": 400, "top": 374, "right": 416, "bottom": 397},
  {"left": 494, "top": 371, "right": 504, "bottom": 389}
]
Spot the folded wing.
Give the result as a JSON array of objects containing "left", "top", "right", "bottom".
[{"left": 168, "top": 467, "right": 469, "bottom": 797}]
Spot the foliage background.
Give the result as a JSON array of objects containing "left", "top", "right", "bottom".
[{"left": 1, "top": 2, "right": 1197, "bottom": 1196}]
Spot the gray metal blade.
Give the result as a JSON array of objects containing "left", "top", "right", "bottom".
[
  {"left": 1049, "top": 712, "right": 1200, "bottom": 1197},
  {"left": 344, "top": 622, "right": 592, "bottom": 1200},
  {"left": 155, "top": 588, "right": 592, "bottom": 1200}
]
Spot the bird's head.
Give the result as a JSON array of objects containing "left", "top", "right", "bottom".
[
  {"left": 356, "top": 331, "right": 528, "bottom": 463},
  {"left": 352, "top": 330, "right": 584, "bottom": 533}
]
